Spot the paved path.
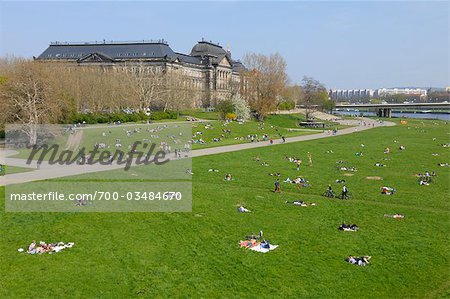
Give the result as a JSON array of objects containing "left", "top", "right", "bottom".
[{"left": 0, "top": 118, "right": 394, "bottom": 186}]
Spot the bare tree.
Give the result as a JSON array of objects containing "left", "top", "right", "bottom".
[
  {"left": 242, "top": 53, "right": 287, "bottom": 120},
  {"left": 116, "top": 62, "right": 167, "bottom": 112},
  {"left": 299, "top": 76, "right": 327, "bottom": 121},
  {"left": 0, "top": 59, "right": 60, "bottom": 144}
]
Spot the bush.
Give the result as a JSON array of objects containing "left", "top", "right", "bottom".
[
  {"left": 149, "top": 111, "right": 177, "bottom": 121},
  {"left": 68, "top": 110, "right": 150, "bottom": 124},
  {"left": 278, "top": 100, "right": 295, "bottom": 110},
  {"left": 217, "top": 100, "right": 235, "bottom": 120},
  {"left": 225, "top": 113, "right": 236, "bottom": 120}
]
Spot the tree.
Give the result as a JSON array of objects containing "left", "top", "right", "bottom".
[
  {"left": 322, "top": 99, "right": 336, "bottom": 114},
  {"left": 242, "top": 53, "right": 288, "bottom": 120},
  {"left": 231, "top": 94, "right": 251, "bottom": 121},
  {"left": 299, "top": 76, "right": 327, "bottom": 120},
  {"left": 0, "top": 60, "right": 61, "bottom": 145},
  {"left": 216, "top": 99, "right": 235, "bottom": 120},
  {"left": 281, "top": 84, "right": 302, "bottom": 108},
  {"left": 118, "top": 62, "right": 166, "bottom": 111}
]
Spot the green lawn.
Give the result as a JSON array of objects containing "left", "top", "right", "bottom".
[
  {"left": 1, "top": 118, "right": 449, "bottom": 298},
  {"left": 1, "top": 165, "right": 34, "bottom": 175},
  {"left": 190, "top": 119, "right": 318, "bottom": 149}
]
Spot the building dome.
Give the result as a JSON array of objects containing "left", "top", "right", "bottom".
[{"left": 190, "top": 41, "right": 227, "bottom": 57}]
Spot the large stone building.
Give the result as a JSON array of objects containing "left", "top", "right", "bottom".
[{"left": 36, "top": 39, "right": 246, "bottom": 107}]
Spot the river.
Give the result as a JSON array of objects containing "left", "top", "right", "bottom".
[{"left": 333, "top": 110, "right": 450, "bottom": 121}]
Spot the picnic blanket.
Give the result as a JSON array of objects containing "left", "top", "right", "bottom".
[
  {"left": 239, "top": 240, "right": 278, "bottom": 253},
  {"left": 249, "top": 244, "right": 279, "bottom": 253}
]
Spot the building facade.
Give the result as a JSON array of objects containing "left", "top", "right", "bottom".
[
  {"left": 329, "top": 87, "right": 427, "bottom": 101},
  {"left": 36, "top": 39, "right": 246, "bottom": 107}
]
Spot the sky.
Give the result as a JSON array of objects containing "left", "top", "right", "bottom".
[{"left": 0, "top": 1, "right": 448, "bottom": 89}]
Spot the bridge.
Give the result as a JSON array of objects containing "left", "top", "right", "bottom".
[{"left": 335, "top": 102, "right": 450, "bottom": 117}]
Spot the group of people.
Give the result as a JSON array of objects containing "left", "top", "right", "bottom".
[
  {"left": 338, "top": 223, "right": 359, "bottom": 231},
  {"left": 417, "top": 171, "right": 435, "bottom": 185},
  {"left": 323, "top": 184, "right": 349, "bottom": 199},
  {"left": 345, "top": 255, "right": 371, "bottom": 266},
  {"left": 22, "top": 240, "right": 75, "bottom": 255},
  {"left": 285, "top": 200, "right": 316, "bottom": 207}
]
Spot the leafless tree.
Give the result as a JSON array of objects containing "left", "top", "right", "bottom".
[
  {"left": 242, "top": 53, "right": 288, "bottom": 120},
  {"left": 299, "top": 76, "right": 327, "bottom": 121},
  {"left": 0, "top": 59, "right": 60, "bottom": 145}
]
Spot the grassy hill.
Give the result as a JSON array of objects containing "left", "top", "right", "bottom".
[{"left": 0, "top": 118, "right": 449, "bottom": 298}]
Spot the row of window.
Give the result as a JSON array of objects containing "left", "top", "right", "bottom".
[{"left": 47, "top": 52, "right": 159, "bottom": 58}]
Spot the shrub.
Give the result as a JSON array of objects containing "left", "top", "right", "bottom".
[
  {"left": 225, "top": 113, "right": 236, "bottom": 120},
  {"left": 278, "top": 100, "right": 295, "bottom": 111},
  {"left": 217, "top": 100, "right": 235, "bottom": 120}
]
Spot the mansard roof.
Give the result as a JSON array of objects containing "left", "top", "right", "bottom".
[
  {"left": 36, "top": 39, "right": 245, "bottom": 70},
  {"left": 37, "top": 40, "right": 177, "bottom": 60},
  {"left": 190, "top": 41, "right": 227, "bottom": 57},
  {"left": 232, "top": 60, "right": 247, "bottom": 73}
]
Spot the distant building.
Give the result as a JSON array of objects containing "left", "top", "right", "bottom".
[
  {"left": 36, "top": 39, "right": 247, "bottom": 107},
  {"left": 329, "top": 87, "right": 427, "bottom": 101}
]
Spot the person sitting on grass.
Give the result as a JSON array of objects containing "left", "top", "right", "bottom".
[
  {"left": 28, "top": 240, "right": 36, "bottom": 254},
  {"left": 224, "top": 174, "right": 233, "bottom": 181},
  {"left": 260, "top": 239, "right": 271, "bottom": 249},
  {"left": 381, "top": 186, "right": 396, "bottom": 195}
]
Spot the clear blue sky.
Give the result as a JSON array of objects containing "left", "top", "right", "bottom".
[{"left": 0, "top": 1, "right": 448, "bottom": 89}]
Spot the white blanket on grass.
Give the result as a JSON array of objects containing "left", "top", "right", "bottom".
[{"left": 249, "top": 244, "right": 279, "bottom": 253}]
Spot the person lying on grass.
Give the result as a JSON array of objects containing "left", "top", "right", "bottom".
[
  {"left": 381, "top": 186, "right": 396, "bottom": 195},
  {"left": 345, "top": 255, "right": 371, "bottom": 266},
  {"left": 285, "top": 200, "right": 316, "bottom": 207},
  {"left": 338, "top": 223, "right": 359, "bottom": 231},
  {"left": 268, "top": 172, "right": 281, "bottom": 177},
  {"left": 374, "top": 162, "right": 386, "bottom": 167},
  {"left": 337, "top": 166, "right": 357, "bottom": 172},
  {"left": 237, "top": 206, "right": 251, "bottom": 213},
  {"left": 26, "top": 241, "right": 74, "bottom": 254},
  {"left": 208, "top": 168, "right": 219, "bottom": 172},
  {"left": 284, "top": 176, "right": 309, "bottom": 187},
  {"left": 384, "top": 214, "right": 405, "bottom": 219}
]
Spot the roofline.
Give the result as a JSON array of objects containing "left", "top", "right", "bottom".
[{"left": 49, "top": 39, "right": 169, "bottom": 46}]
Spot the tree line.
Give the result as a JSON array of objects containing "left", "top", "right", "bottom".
[{"left": 0, "top": 54, "right": 333, "bottom": 136}]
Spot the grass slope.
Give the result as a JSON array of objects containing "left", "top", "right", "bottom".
[{"left": 0, "top": 118, "right": 449, "bottom": 298}]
